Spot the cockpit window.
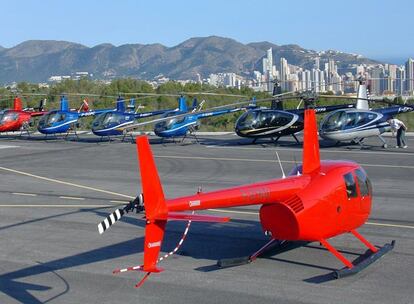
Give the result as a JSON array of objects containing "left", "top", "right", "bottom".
[
  {"left": 322, "top": 111, "right": 378, "bottom": 132},
  {"left": 355, "top": 168, "right": 371, "bottom": 197},
  {"left": 322, "top": 111, "right": 348, "bottom": 132},
  {"left": 1, "top": 112, "right": 19, "bottom": 123},
  {"left": 93, "top": 112, "right": 123, "bottom": 128},
  {"left": 237, "top": 110, "right": 293, "bottom": 130},
  {"left": 45, "top": 112, "right": 66, "bottom": 124},
  {"left": 1, "top": 112, "right": 19, "bottom": 122},
  {"left": 343, "top": 172, "right": 358, "bottom": 198},
  {"left": 155, "top": 112, "right": 185, "bottom": 130}
]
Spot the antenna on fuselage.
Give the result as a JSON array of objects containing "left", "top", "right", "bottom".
[
  {"left": 275, "top": 151, "right": 286, "bottom": 179},
  {"left": 293, "top": 155, "right": 301, "bottom": 176},
  {"left": 356, "top": 76, "right": 369, "bottom": 110}
]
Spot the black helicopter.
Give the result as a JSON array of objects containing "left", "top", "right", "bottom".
[{"left": 234, "top": 80, "right": 355, "bottom": 144}]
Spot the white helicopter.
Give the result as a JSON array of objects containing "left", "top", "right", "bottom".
[{"left": 319, "top": 78, "right": 413, "bottom": 148}]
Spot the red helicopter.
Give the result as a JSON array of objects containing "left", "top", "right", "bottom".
[
  {"left": 0, "top": 97, "right": 46, "bottom": 133},
  {"left": 98, "top": 97, "right": 394, "bottom": 287}
]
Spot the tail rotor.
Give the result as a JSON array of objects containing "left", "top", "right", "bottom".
[{"left": 97, "top": 193, "right": 144, "bottom": 234}]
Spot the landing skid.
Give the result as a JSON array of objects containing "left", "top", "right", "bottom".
[
  {"left": 249, "top": 135, "right": 298, "bottom": 146},
  {"left": 181, "top": 128, "right": 200, "bottom": 144},
  {"left": 217, "top": 229, "right": 394, "bottom": 278},
  {"left": 291, "top": 134, "right": 300, "bottom": 144},
  {"left": 377, "top": 135, "right": 388, "bottom": 148},
  {"left": 320, "top": 229, "right": 395, "bottom": 279},
  {"left": 349, "top": 135, "right": 388, "bottom": 149},
  {"left": 121, "top": 131, "right": 134, "bottom": 143},
  {"left": 217, "top": 238, "right": 284, "bottom": 268},
  {"left": 19, "top": 122, "right": 31, "bottom": 137},
  {"left": 64, "top": 123, "right": 79, "bottom": 140}
]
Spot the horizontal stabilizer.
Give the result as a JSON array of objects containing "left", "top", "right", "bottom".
[{"left": 168, "top": 212, "right": 230, "bottom": 223}]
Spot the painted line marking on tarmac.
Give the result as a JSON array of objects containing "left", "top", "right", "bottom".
[
  {"left": 205, "top": 145, "right": 414, "bottom": 157},
  {"left": 0, "top": 166, "right": 134, "bottom": 199},
  {"left": 365, "top": 222, "right": 414, "bottom": 229},
  {"left": 12, "top": 192, "right": 37, "bottom": 197},
  {"left": 0, "top": 145, "right": 20, "bottom": 149},
  {"left": 110, "top": 200, "right": 130, "bottom": 204},
  {"left": 154, "top": 155, "right": 414, "bottom": 169},
  {"left": 59, "top": 196, "right": 85, "bottom": 201},
  {"left": 208, "top": 208, "right": 414, "bottom": 230}
]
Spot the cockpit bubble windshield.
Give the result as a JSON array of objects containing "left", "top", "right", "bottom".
[
  {"left": 155, "top": 112, "right": 185, "bottom": 131},
  {"left": 40, "top": 111, "right": 66, "bottom": 127},
  {"left": 321, "top": 111, "right": 378, "bottom": 132},
  {"left": 0, "top": 112, "right": 18, "bottom": 123},
  {"left": 93, "top": 112, "right": 123, "bottom": 129},
  {"left": 237, "top": 111, "right": 294, "bottom": 130}
]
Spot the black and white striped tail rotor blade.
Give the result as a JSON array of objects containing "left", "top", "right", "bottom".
[{"left": 98, "top": 208, "right": 125, "bottom": 234}]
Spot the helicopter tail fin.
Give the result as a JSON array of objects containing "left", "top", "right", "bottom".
[
  {"left": 38, "top": 98, "right": 46, "bottom": 112},
  {"left": 116, "top": 97, "right": 125, "bottom": 112},
  {"left": 13, "top": 97, "right": 22, "bottom": 111},
  {"left": 356, "top": 80, "right": 369, "bottom": 110},
  {"left": 136, "top": 136, "right": 168, "bottom": 273},
  {"left": 302, "top": 108, "right": 320, "bottom": 174},
  {"left": 191, "top": 98, "right": 198, "bottom": 111},
  {"left": 60, "top": 96, "right": 69, "bottom": 111},
  {"left": 178, "top": 96, "right": 187, "bottom": 112},
  {"left": 127, "top": 98, "right": 135, "bottom": 112},
  {"left": 134, "top": 136, "right": 229, "bottom": 286}
]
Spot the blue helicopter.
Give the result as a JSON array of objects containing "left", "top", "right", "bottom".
[
  {"left": 120, "top": 96, "right": 267, "bottom": 143},
  {"left": 91, "top": 96, "right": 193, "bottom": 138},
  {"left": 37, "top": 96, "right": 114, "bottom": 136}
]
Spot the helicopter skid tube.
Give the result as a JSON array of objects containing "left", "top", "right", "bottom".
[
  {"left": 334, "top": 240, "right": 395, "bottom": 279},
  {"left": 217, "top": 238, "right": 283, "bottom": 268}
]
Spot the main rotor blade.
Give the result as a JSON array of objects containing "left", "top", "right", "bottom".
[
  {"left": 318, "top": 95, "right": 414, "bottom": 107},
  {"left": 119, "top": 96, "right": 282, "bottom": 131}
]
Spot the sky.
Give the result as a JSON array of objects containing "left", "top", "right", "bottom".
[{"left": 1, "top": 0, "right": 412, "bottom": 63}]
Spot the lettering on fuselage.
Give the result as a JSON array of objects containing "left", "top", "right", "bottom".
[
  {"left": 189, "top": 200, "right": 201, "bottom": 207},
  {"left": 81, "top": 112, "right": 95, "bottom": 117},
  {"left": 240, "top": 187, "right": 271, "bottom": 203},
  {"left": 148, "top": 241, "right": 161, "bottom": 248},
  {"left": 315, "top": 107, "right": 326, "bottom": 113},
  {"left": 399, "top": 107, "right": 412, "bottom": 113}
]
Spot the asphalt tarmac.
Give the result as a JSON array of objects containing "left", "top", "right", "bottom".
[{"left": 0, "top": 133, "right": 413, "bottom": 304}]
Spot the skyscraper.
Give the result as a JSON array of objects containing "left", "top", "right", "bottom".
[
  {"left": 405, "top": 58, "right": 414, "bottom": 93},
  {"left": 262, "top": 48, "right": 274, "bottom": 76},
  {"left": 280, "top": 57, "right": 289, "bottom": 91},
  {"left": 266, "top": 48, "right": 273, "bottom": 72},
  {"left": 370, "top": 67, "right": 384, "bottom": 95},
  {"left": 396, "top": 66, "right": 406, "bottom": 95}
]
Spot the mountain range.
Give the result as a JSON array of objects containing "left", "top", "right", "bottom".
[{"left": 0, "top": 36, "right": 379, "bottom": 84}]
